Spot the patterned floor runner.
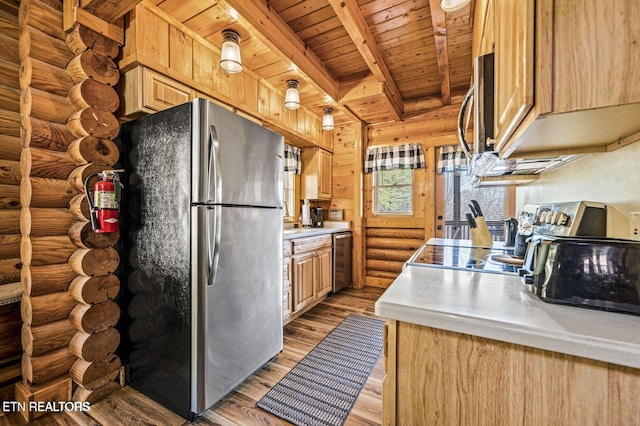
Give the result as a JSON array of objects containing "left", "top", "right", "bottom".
[{"left": 256, "top": 314, "right": 385, "bottom": 426}]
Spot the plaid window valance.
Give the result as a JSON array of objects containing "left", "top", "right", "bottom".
[
  {"left": 364, "top": 143, "right": 425, "bottom": 173},
  {"left": 437, "top": 145, "right": 469, "bottom": 174},
  {"left": 284, "top": 144, "right": 301, "bottom": 175}
]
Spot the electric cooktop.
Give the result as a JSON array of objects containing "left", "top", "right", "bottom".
[{"left": 405, "top": 242, "right": 521, "bottom": 275}]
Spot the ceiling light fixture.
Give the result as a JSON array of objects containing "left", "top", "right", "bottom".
[
  {"left": 219, "top": 30, "right": 242, "bottom": 74},
  {"left": 440, "top": 0, "right": 471, "bottom": 13},
  {"left": 322, "top": 107, "right": 334, "bottom": 131},
  {"left": 284, "top": 80, "right": 300, "bottom": 110}
]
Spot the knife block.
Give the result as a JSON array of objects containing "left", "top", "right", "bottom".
[{"left": 471, "top": 217, "right": 493, "bottom": 247}]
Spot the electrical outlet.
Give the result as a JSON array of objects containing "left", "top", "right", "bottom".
[{"left": 631, "top": 212, "right": 640, "bottom": 241}]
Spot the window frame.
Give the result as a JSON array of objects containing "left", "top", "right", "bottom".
[{"left": 372, "top": 168, "right": 414, "bottom": 216}]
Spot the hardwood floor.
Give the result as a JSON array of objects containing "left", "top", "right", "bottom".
[{"left": 0, "top": 287, "right": 386, "bottom": 426}]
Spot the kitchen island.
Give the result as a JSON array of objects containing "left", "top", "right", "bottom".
[{"left": 375, "top": 266, "right": 640, "bottom": 425}]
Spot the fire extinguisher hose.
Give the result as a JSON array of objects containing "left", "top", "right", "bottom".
[{"left": 84, "top": 173, "right": 101, "bottom": 231}]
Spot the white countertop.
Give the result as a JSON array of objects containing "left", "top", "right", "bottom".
[
  {"left": 375, "top": 265, "right": 640, "bottom": 369},
  {"left": 283, "top": 221, "right": 350, "bottom": 240}
]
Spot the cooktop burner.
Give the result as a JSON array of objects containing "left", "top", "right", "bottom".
[{"left": 406, "top": 243, "right": 520, "bottom": 275}]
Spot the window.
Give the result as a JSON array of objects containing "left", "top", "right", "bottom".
[
  {"left": 373, "top": 169, "right": 413, "bottom": 215},
  {"left": 283, "top": 171, "right": 295, "bottom": 221}
]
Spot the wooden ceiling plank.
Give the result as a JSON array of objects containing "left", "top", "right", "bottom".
[
  {"left": 428, "top": 0, "right": 451, "bottom": 105},
  {"left": 156, "top": 0, "right": 217, "bottom": 22},
  {"left": 327, "top": 0, "right": 402, "bottom": 120},
  {"left": 221, "top": 0, "right": 339, "bottom": 102}
]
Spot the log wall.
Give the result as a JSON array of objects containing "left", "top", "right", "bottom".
[
  {"left": 13, "top": 0, "right": 123, "bottom": 417},
  {"left": 0, "top": 0, "right": 23, "bottom": 399},
  {"left": 64, "top": 16, "right": 122, "bottom": 404}
]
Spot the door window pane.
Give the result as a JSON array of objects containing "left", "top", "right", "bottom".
[{"left": 443, "top": 173, "right": 509, "bottom": 241}]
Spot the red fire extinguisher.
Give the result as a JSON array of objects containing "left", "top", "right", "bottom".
[{"left": 84, "top": 170, "right": 124, "bottom": 233}]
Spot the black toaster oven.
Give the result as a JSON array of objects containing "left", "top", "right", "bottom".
[{"left": 520, "top": 236, "right": 640, "bottom": 315}]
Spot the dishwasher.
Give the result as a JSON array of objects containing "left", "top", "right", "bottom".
[{"left": 332, "top": 232, "right": 352, "bottom": 292}]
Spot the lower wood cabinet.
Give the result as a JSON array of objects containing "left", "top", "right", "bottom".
[
  {"left": 283, "top": 241, "right": 293, "bottom": 323},
  {"left": 286, "top": 235, "right": 332, "bottom": 323},
  {"left": 383, "top": 320, "right": 640, "bottom": 425}
]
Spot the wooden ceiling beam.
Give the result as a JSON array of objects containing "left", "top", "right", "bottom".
[
  {"left": 327, "top": 0, "right": 403, "bottom": 121},
  {"left": 220, "top": 0, "right": 339, "bottom": 103},
  {"left": 428, "top": 0, "right": 452, "bottom": 105}
]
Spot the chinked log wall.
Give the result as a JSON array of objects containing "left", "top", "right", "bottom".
[
  {"left": 0, "top": 0, "right": 24, "bottom": 401},
  {"left": 12, "top": 0, "right": 124, "bottom": 418},
  {"left": 363, "top": 106, "right": 461, "bottom": 288}
]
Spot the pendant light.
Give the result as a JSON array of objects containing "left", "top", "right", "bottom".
[
  {"left": 219, "top": 30, "right": 242, "bottom": 74},
  {"left": 284, "top": 80, "right": 300, "bottom": 110},
  {"left": 322, "top": 107, "right": 334, "bottom": 131},
  {"left": 440, "top": 0, "right": 471, "bottom": 13}
]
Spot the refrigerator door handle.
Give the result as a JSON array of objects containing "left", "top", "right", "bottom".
[
  {"left": 208, "top": 125, "right": 222, "bottom": 202},
  {"left": 206, "top": 206, "right": 222, "bottom": 286}
]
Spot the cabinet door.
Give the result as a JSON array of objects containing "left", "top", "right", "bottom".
[
  {"left": 283, "top": 256, "right": 293, "bottom": 322},
  {"left": 302, "top": 148, "right": 332, "bottom": 200},
  {"left": 318, "top": 149, "right": 332, "bottom": 199},
  {"left": 143, "top": 67, "right": 194, "bottom": 112},
  {"left": 315, "top": 247, "right": 333, "bottom": 298},
  {"left": 473, "top": 0, "right": 494, "bottom": 57},
  {"left": 493, "top": 0, "right": 534, "bottom": 150},
  {"left": 293, "top": 252, "right": 315, "bottom": 311}
]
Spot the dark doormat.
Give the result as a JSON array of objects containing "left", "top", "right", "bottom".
[{"left": 256, "top": 314, "right": 385, "bottom": 426}]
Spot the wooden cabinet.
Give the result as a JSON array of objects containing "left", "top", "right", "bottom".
[
  {"left": 301, "top": 148, "right": 332, "bottom": 200},
  {"left": 493, "top": 0, "right": 534, "bottom": 149},
  {"left": 314, "top": 247, "right": 332, "bottom": 299},
  {"left": 283, "top": 241, "right": 293, "bottom": 324},
  {"left": 292, "top": 251, "right": 316, "bottom": 311},
  {"left": 383, "top": 320, "right": 640, "bottom": 425},
  {"left": 119, "top": 66, "right": 195, "bottom": 118},
  {"left": 290, "top": 235, "right": 332, "bottom": 318},
  {"left": 472, "top": 0, "right": 494, "bottom": 58},
  {"left": 486, "top": 0, "right": 640, "bottom": 157}
]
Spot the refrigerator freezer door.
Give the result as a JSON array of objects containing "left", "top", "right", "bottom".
[
  {"left": 192, "top": 99, "right": 284, "bottom": 207},
  {"left": 192, "top": 205, "right": 283, "bottom": 413}
]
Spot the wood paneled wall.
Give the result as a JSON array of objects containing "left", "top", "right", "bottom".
[
  {"left": 331, "top": 122, "right": 364, "bottom": 287},
  {"left": 0, "top": 0, "right": 24, "bottom": 399}
]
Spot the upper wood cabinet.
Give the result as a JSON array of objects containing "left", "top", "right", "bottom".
[
  {"left": 486, "top": 0, "right": 640, "bottom": 157},
  {"left": 472, "top": 0, "right": 495, "bottom": 58},
  {"left": 120, "top": 66, "right": 195, "bottom": 117},
  {"left": 493, "top": 0, "right": 534, "bottom": 149},
  {"left": 301, "top": 148, "right": 332, "bottom": 200}
]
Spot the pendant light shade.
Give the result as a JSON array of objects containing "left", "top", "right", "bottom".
[
  {"left": 284, "top": 80, "right": 300, "bottom": 110},
  {"left": 440, "top": 0, "right": 471, "bottom": 12},
  {"left": 322, "top": 107, "right": 334, "bottom": 131},
  {"left": 219, "top": 30, "right": 242, "bottom": 74}
]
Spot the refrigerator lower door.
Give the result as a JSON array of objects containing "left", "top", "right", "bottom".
[{"left": 192, "top": 205, "right": 283, "bottom": 413}]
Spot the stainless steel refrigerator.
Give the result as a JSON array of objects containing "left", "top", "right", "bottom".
[{"left": 117, "top": 99, "right": 284, "bottom": 419}]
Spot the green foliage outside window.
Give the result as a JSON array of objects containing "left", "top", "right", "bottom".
[{"left": 374, "top": 169, "right": 413, "bottom": 214}]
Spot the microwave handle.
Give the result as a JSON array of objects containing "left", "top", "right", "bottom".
[{"left": 458, "top": 85, "right": 474, "bottom": 160}]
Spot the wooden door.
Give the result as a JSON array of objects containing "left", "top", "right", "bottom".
[
  {"left": 292, "top": 252, "right": 315, "bottom": 311},
  {"left": 315, "top": 247, "right": 332, "bottom": 298},
  {"left": 493, "top": 0, "right": 534, "bottom": 150},
  {"left": 318, "top": 149, "right": 332, "bottom": 199}
]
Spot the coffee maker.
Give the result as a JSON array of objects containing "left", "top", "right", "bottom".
[{"left": 311, "top": 207, "right": 324, "bottom": 228}]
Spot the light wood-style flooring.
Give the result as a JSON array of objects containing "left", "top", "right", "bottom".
[{"left": 0, "top": 287, "right": 386, "bottom": 425}]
